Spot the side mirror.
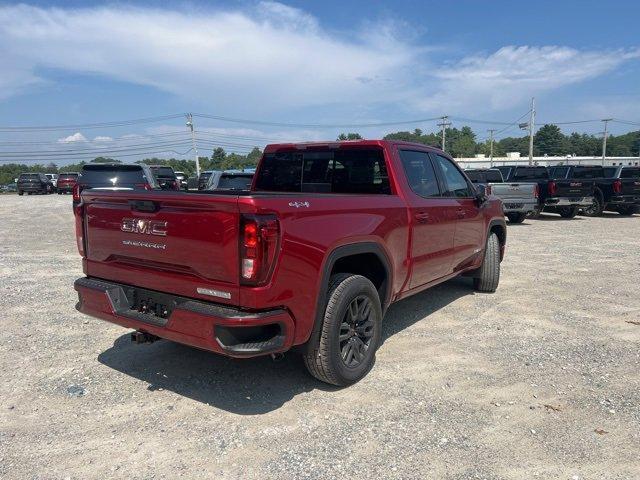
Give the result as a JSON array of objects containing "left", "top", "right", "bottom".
[{"left": 474, "top": 184, "right": 489, "bottom": 206}]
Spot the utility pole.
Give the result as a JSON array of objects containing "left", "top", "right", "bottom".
[
  {"left": 487, "top": 129, "right": 496, "bottom": 168},
  {"left": 437, "top": 115, "right": 451, "bottom": 152},
  {"left": 186, "top": 113, "right": 200, "bottom": 177},
  {"left": 601, "top": 118, "right": 612, "bottom": 166},
  {"left": 528, "top": 97, "right": 535, "bottom": 166}
]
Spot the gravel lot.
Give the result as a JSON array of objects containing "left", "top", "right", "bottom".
[{"left": 1, "top": 194, "right": 639, "bottom": 480}]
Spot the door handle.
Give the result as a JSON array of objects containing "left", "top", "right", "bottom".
[
  {"left": 457, "top": 209, "right": 465, "bottom": 219},
  {"left": 415, "top": 212, "right": 430, "bottom": 223}
]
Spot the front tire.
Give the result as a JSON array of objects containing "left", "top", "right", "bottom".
[
  {"left": 473, "top": 233, "right": 500, "bottom": 293},
  {"left": 559, "top": 206, "right": 578, "bottom": 218},
  {"left": 507, "top": 212, "right": 526, "bottom": 224},
  {"left": 303, "top": 274, "right": 382, "bottom": 386},
  {"left": 18, "top": 191, "right": 23, "bottom": 196}
]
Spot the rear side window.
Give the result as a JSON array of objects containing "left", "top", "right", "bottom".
[
  {"left": 620, "top": 168, "right": 640, "bottom": 179},
  {"left": 485, "top": 170, "right": 503, "bottom": 182},
  {"left": 572, "top": 167, "right": 604, "bottom": 179},
  {"left": 431, "top": 154, "right": 472, "bottom": 197},
  {"left": 603, "top": 167, "right": 617, "bottom": 178},
  {"left": 512, "top": 167, "right": 549, "bottom": 180},
  {"left": 255, "top": 148, "right": 390, "bottom": 194},
  {"left": 549, "top": 166, "right": 569, "bottom": 179},
  {"left": 399, "top": 150, "right": 440, "bottom": 197}
]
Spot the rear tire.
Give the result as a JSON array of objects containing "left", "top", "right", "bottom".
[
  {"left": 527, "top": 207, "right": 541, "bottom": 219},
  {"left": 559, "top": 206, "right": 578, "bottom": 218},
  {"left": 507, "top": 212, "right": 526, "bottom": 224},
  {"left": 473, "top": 233, "right": 500, "bottom": 293},
  {"left": 18, "top": 191, "right": 23, "bottom": 196},
  {"left": 582, "top": 192, "right": 603, "bottom": 217},
  {"left": 303, "top": 274, "right": 382, "bottom": 386}
]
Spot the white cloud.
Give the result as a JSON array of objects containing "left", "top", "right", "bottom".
[
  {"left": 57, "top": 132, "right": 87, "bottom": 143},
  {"left": 0, "top": 3, "right": 415, "bottom": 111},
  {"left": 92, "top": 136, "right": 113, "bottom": 142},
  {"left": 0, "top": 4, "right": 638, "bottom": 118},
  {"left": 421, "top": 46, "right": 640, "bottom": 112}
]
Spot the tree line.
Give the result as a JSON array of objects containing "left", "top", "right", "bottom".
[{"left": 1, "top": 126, "right": 639, "bottom": 185}]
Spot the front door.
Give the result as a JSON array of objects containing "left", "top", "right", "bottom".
[{"left": 398, "top": 149, "right": 458, "bottom": 289}]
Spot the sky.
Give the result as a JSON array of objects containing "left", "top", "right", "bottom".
[{"left": 1, "top": 0, "right": 639, "bottom": 163}]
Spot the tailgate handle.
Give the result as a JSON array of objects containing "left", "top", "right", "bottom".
[{"left": 129, "top": 200, "right": 159, "bottom": 212}]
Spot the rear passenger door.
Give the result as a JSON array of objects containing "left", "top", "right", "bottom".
[
  {"left": 398, "top": 149, "right": 458, "bottom": 288},
  {"left": 431, "top": 153, "right": 485, "bottom": 272}
]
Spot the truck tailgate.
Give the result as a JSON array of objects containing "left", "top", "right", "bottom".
[
  {"left": 490, "top": 182, "right": 537, "bottom": 201},
  {"left": 81, "top": 190, "right": 241, "bottom": 304},
  {"left": 554, "top": 180, "right": 593, "bottom": 198}
]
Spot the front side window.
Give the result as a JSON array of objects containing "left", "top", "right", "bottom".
[
  {"left": 399, "top": 150, "right": 440, "bottom": 197},
  {"left": 432, "top": 154, "right": 472, "bottom": 198}
]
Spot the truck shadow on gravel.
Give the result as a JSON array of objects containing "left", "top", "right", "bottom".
[{"left": 97, "top": 277, "right": 472, "bottom": 415}]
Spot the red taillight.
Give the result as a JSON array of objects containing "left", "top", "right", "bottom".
[
  {"left": 613, "top": 179, "right": 622, "bottom": 194},
  {"left": 72, "top": 183, "right": 82, "bottom": 202},
  {"left": 134, "top": 183, "right": 153, "bottom": 190},
  {"left": 485, "top": 185, "right": 492, "bottom": 195},
  {"left": 534, "top": 183, "right": 539, "bottom": 198},
  {"left": 240, "top": 215, "right": 279, "bottom": 285},
  {"left": 548, "top": 181, "right": 557, "bottom": 196}
]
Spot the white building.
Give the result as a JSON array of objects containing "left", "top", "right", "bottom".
[{"left": 456, "top": 153, "right": 640, "bottom": 169}]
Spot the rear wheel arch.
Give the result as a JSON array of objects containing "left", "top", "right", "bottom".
[
  {"left": 488, "top": 219, "right": 506, "bottom": 246},
  {"left": 303, "top": 242, "right": 392, "bottom": 352}
]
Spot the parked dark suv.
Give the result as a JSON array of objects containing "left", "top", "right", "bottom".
[
  {"left": 17, "top": 173, "right": 54, "bottom": 195},
  {"left": 149, "top": 165, "right": 180, "bottom": 190},
  {"left": 74, "top": 164, "right": 158, "bottom": 204}
]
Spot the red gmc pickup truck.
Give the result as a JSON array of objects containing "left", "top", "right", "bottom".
[{"left": 74, "top": 140, "right": 506, "bottom": 385}]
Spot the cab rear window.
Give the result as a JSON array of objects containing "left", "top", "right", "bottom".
[
  {"left": 620, "top": 168, "right": 640, "bottom": 179},
  {"left": 255, "top": 148, "right": 390, "bottom": 194},
  {"left": 512, "top": 167, "right": 549, "bottom": 180},
  {"left": 572, "top": 167, "right": 604, "bottom": 179}
]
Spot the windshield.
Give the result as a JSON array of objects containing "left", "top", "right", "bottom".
[
  {"left": 58, "top": 173, "right": 78, "bottom": 180},
  {"left": 216, "top": 174, "right": 253, "bottom": 190},
  {"left": 512, "top": 167, "right": 549, "bottom": 180}
]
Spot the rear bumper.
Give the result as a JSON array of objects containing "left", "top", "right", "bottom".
[
  {"left": 545, "top": 196, "right": 593, "bottom": 207},
  {"left": 74, "top": 277, "right": 295, "bottom": 358},
  {"left": 607, "top": 195, "right": 640, "bottom": 206},
  {"left": 501, "top": 200, "right": 538, "bottom": 213},
  {"left": 17, "top": 185, "right": 45, "bottom": 192}
]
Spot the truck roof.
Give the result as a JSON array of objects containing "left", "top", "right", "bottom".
[{"left": 263, "top": 139, "right": 445, "bottom": 154}]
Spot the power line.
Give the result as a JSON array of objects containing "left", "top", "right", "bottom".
[
  {"left": 192, "top": 112, "right": 443, "bottom": 128},
  {"left": 0, "top": 114, "right": 185, "bottom": 132}
]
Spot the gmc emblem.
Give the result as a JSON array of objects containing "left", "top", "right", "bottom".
[
  {"left": 121, "top": 218, "right": 168, "bottom": 236},
  {"left": 570, "top": 182, "right": 582, "bottom": 187}
]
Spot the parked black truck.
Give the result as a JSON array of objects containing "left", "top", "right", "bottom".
[
  {"left": 16, "top": 173, "right": 55, "bottom": 195},
  {"left": 501, "top": 166, "right": 594, "bottom": 218},
  {"left": 549, "top": 165, "right": 639, "bottom": 216}
]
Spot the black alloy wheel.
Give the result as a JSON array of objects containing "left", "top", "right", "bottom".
[{"left": 339, "top": 295, "right": 375, "bottom": 368}]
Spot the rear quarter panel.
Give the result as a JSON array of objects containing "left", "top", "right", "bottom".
[{"left": 237, "top": 194, "right": 409, "bottom": 345}]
